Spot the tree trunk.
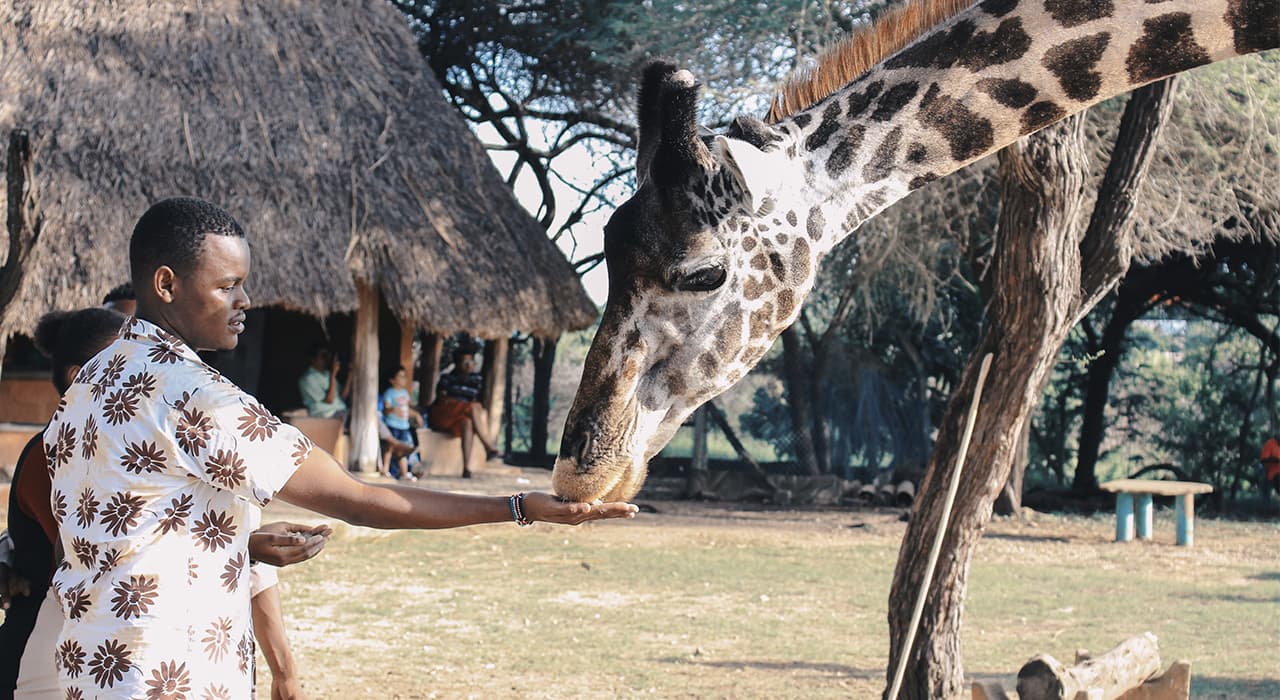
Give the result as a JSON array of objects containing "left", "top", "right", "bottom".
[
  {"left": 886, "top": 80, "right": 1174, "bottom": 699},
  {"left": 1073, "top": 311, "right": 1132, "bottom": 492},
  {"left": 503, "top": 336, "right": 519, "bottom": 454},
  {"left": 481, "top": 336, "right": 508, "bottom": 439},
  {"left": 348, "top": 280, "right": 381, "bottom": 473},
  {"left": 995, "top": 418, "right": 1031, "bottom": 516},
  {"left": 780, "top": 324, "right": 820, "bottom": 475},
  {"left": 530, "top": 335, "right": 558, "bottom": 463},
  {"left": 685, "top": 405, "right": 710, "bottom": 497},
  {"left": 415, "top": 333, "right": 443, "bottom": 414},
  {"left": 810, "top": 337, "right": 834, "bottom": 473},
  {"left": 887, "top": 114, "right": 1092, "bottom": 699},
  {"left": 2, "top": 129, "right": 37, "bottom": 383}
]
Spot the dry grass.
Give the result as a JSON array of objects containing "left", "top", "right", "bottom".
[{"left": 255, "top": 469, "right": 1279, "bottom": 699}]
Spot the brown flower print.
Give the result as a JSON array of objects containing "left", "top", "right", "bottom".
[
  {"left": 191, "top": 510, "right": 236, "bottom": 552},
  {"left": 81, "top": 416, "right": 99, "bottom": 460},
  {"left": 121, "top": 370, "right": 158, "bottom": 399},
  {"left": 200, "top": 684, "right": 232, "bottom": 700},
  {"left": 157, "top": 494, "right": 194, "bottom": 535},
  {"left": 291, "top": 436, "right": 314, "bottom": 466},
  {"left": 171, "top": 390, "right": 194, "bottom": 411},
  {"left": 144, "top": 660, "right": 191, "bottom": 700},
  {"left": 64, "top": 582, "right": 91, "bottom": 620},
  {"left": 88, "top": 638, "right": 133, "bottom": 688},
  {"left": 57, "top": 638, "right": 87, "bottom": 677},
  {"left": 103, "top": 388, "right": 140, "bottom": 426},
  {"left": 71, "top": 536, "right": 100, "bottom": 568},
  {"left": 95, "top": 548, "right": 124, "bottom": 583},
  {"left": 203, "top": 449, "right": 246, "bottom": 490},
  {"left": 75, "top": 489, "right": 100, "bottom": 529},
  {"left": 100, "top": 492, "right": 145, "bottom": 536},
  {"left": 147, "top": 340, "right": 182, "bottom": 365},
  {"left": 52, "top": 491, "right": 67, "bottom": 524},
  {"left": 236, "top": 402, "right": 279, "bottom": 442},
  {"left": 236, "top": 631, "right": 253, "bottom": 674},
  {"left": 90, "top": 380, "right": 111, "bottom": 401},
  {"left": 65, "top": 688, "right": 85, "bottom": 700},
  {"left": 201, "top": 617, "right": 234, "bottom": 663},
  {"left": 110, "top": 575, "right": 159, "bottom": 619},
  {"left": 176, "top": 407, "right": 212, "bottom": 455},
  {"left": 121, "top": 440, "right": 167, "bottom": 474},
  {"left": 220, "top": 552, "right": 245, "bottom": 592},
  {"left": 48, "top": 422, "right": 77, "bottom": 472},
  {"left": 102, "top": 354, "right": 127, "bottom": 386},
  {"left": 77, "top": 358, "right": 101, "bottom": 385}
]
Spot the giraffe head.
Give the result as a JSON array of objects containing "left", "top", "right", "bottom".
[{"left": 552, "top": 62, "right": 813, "bottom": 503}]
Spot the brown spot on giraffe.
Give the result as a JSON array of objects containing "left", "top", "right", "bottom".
[
  {"left": 666, "top": 371, "right": 687, "bottom": 397},
  {"left": 1045, "top": 0, "right": 1114, "bottom": 28},
  {"left": 1043, "top": 33, "right": 1111, "bottom": 101},
  {"left": 776, "top": 290, "right": 796, "bottom": 321},
  {"left": 906, "top": 142, "right": 928, "bottom": 163},
  {"left": 768, "top": 252, "right": 787, "bottom": 283},
  {"left": 698, "top": 352, "right": 719, "bottom": 377},
  {"left": 742, "top": 236, "right": 756, "bottom": 251},
  {"left": 715, "top": 304, "right": 744, "bottom": 362},
  {"left": 825, "top": 124, "right": 867, "bottom": 178},
  {"left": 749, "top": 302, "right": 775, "bottom": 340},
  {"left": 805, "top": 99, "right": 843, "bottom": 151},
  {"left": 750, "top": 253, "right": 768, "bottom": 270},
  {"left": 863, "top": 125, "right": 904, "bottom": 183},
  {"left": 847, "top": 80, "right": 885, "bottom": 119},
  {"left": 791, "top": 237, "right": 811, "bottom": 284},
  {"left": 1226, "top": 0, "right": 1279, "bottom": 54},
  {"left": 918, "top": 83, "right": 994, "bottom": 161},
  {"left": 1021, "top": 101, "right": 1066, "bottom": 134},
  {"left": 1127, "top": 12, "right": 1212, "bottom": 84},
  {"left": 806, "top": 206, "right": 824, "bottom": 241},
  {"left": 980, "top": 0, "right": 1019, "bottom": 16},
  {"left": 786, "top": 210, "right": 798, "bottom": 227},
  {"left": 870, "top": 82, "right": 920, "bottom": 122},
  {"left": 909, "top": 172, "right": 940, "bottom": 190},
  {"left": 976, "top": 77, "right": 1038, "bottom": 108},
  {"left": 744, "top": 277, "right": 766, "bottom": 300}
]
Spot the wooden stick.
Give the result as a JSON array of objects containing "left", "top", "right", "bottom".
[{"left": 887, "top": 352, "right": 993, "bottom": 700}]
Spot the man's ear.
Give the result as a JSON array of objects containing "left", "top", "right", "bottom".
[
  {"left": 63, "top": 364, "right": 82, "bottom": 392},
  {"left": 715, "top": 136, "right": 784, "bottom": 216},
  {"left": 153, "top": 266, "right": 177, "bottom": 303}
]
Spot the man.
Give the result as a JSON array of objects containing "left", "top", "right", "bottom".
[
  {"left": 1261, "top": 435, "right": 1280, "bottom": 499},
  {"left": 298, "top": 343, "right": 349, "bottom": 419},
  {"left": 45, "top": 197, "right": 636, "bottom": 697}
]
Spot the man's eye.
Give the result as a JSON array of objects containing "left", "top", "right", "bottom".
[{"left": 674, "top": 266, "right": 727, "bottom": 292}]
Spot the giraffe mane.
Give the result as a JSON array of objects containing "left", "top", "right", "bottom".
[{"left": 766, "top": 0, "right": 978, "bottom": 123}]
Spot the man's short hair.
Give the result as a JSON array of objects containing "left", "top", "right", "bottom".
[
  {"left": 129, "top": 197, "right": 245, "bottom": 285},
  {"left": 102, "top": 281, "right": 135, "bottom": 305}
]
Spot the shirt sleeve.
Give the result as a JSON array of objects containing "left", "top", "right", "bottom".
[{"left": 183, "top": 381, "right": 313, "bottom": 506}]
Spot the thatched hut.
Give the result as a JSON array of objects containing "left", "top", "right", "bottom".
[{"left": 0, "top": 0, "right": 598, "bottom": 470}]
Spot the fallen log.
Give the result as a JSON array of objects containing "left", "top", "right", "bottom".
[
  {"left": 1017, "top": 633, "right": 1161, "bottom": 700},
  {"left": 895, "top": 480, "right": 916, "bottom": 507}
]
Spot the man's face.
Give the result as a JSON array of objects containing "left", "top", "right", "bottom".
[
  {"left": 167, "top": 235, "right": 251, "bottom": 351},
  {"left": 458, "top": 354, "right": 475, "bottom": 373}
]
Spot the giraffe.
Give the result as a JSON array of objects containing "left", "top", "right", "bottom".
[{"left": 551, "top": 0, "right": 1278, "bottom": 504}]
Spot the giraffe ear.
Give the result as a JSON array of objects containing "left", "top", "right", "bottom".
[{"left": 716, "top": 136, "right": 783, "bottom": 216}]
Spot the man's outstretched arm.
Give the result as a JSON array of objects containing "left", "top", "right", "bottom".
[{"left": 276, "top": 449, "right": 637, "bottom": 529}]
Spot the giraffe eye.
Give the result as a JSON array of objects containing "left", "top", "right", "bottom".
[{"left": 674, "top": 265, "right": 727, "bottom": 292}]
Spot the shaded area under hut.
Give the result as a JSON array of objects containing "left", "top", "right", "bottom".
[{"left": 0, "top": 0, "right": 597, "bottom": 472}]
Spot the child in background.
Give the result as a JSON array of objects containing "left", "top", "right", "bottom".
[{"left": 381, "top": 366, "right": 422, "bottom": 480}]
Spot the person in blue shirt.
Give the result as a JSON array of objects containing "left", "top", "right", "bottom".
[
  {"left": 299, "top": 343, "right": 351, "bottom": 419},
  {"left": 381, "top": 365, "right": 422, "bottom": 480}
]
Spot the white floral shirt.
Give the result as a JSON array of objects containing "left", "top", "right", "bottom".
[{"left": 44, "top": 317, "right": 311, "bottom": 699}]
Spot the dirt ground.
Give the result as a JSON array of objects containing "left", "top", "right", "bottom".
[{"left": 3, "top": 466, "right": 1276, "bottom": 699}]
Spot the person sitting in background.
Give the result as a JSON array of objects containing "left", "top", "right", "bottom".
[
  {"left": 428, "top": 346, "right": 500, "bottom": 478},
  {"left": 101, "top": 282, "right": 136, "bottom": 316},
  {"left": 1261, "top": 435, "right": 1280, "bottom": 499},
  {"left": 380, "top": 366, "right": 421, "bottom": 481},
  {"left": 299, "top": 343, "right": 350, "bottom": 419},
  {"left": 0, "top": 307, "right": 329, "bottom": 699}
]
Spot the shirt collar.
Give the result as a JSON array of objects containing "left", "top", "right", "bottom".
[{"left": 119, "top": 316, "right": 207, "bottom": 365}]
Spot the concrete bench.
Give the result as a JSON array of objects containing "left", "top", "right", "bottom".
[{"left": 1099, "top": 479, "right": 1213, "bottom": 547}]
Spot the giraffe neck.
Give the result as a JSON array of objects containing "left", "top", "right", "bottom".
[{"left": 763, "top": 0, "right": 1274, "bottom": 258}]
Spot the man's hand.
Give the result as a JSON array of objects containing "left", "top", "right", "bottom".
[
  {"left": 521, "top": 492, "right": 638, "bottom": 525},
  {"left": 0, "top": 564, "right": 31, "bottom": 610},
  {"left": 249, "top": 522, "right": 332, "bottom": 567},
  {"left": 272, "top": 674, "right": 307, "bottom": 700}
]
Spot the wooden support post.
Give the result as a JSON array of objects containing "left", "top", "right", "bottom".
[
  {"left": 348, "top": 280, "right": 381, "bottom": 473},
  {"left": 1135, "top": 493, "right": 1153, "bottom": 540},
  {"left": 415, "top": 333, "right": 443, "bottom": 413},
  {"left": 398, "top": 320, "right": 415, "bottom": 377},
  {"left": 2, "top": 129, "right": 36, "bottom": 384},
  {"left": 1017, "top": 632, "right": 1162, "bottom": 700},
  {"left": 1115, "top": 493, "right": 1135, "bottom": 542},
  {"left": 685, "top": 404, "right": 709, "bottom": 498},
  {"left": 1175, "top": 494, "right": 1194, "bottom": 547},
  {"left": 481, "top": 337, "right": 508, "bottom": 439}
]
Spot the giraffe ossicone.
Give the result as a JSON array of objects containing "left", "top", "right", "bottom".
[{"left": 551, "top": 0, "right": 1279, "bottom": 504}]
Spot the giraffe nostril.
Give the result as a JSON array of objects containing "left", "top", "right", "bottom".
[{"left": 574, "top": 431, "right": 595, "bottom": 466}]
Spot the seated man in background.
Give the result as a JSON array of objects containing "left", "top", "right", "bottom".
[
  {"left": 428, "top": 345, "right": 500, "bottom": 478},
  {"left": 299, "top": 343, "right": 350, "bottom": 419}
]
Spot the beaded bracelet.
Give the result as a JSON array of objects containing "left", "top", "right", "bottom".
[{"left": 509, "top": 492, "right": 532, "bottom": 527}]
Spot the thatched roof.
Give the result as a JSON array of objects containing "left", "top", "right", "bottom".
[{"left": 0, "top": 0, "right": 598, "bottom": 339}]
